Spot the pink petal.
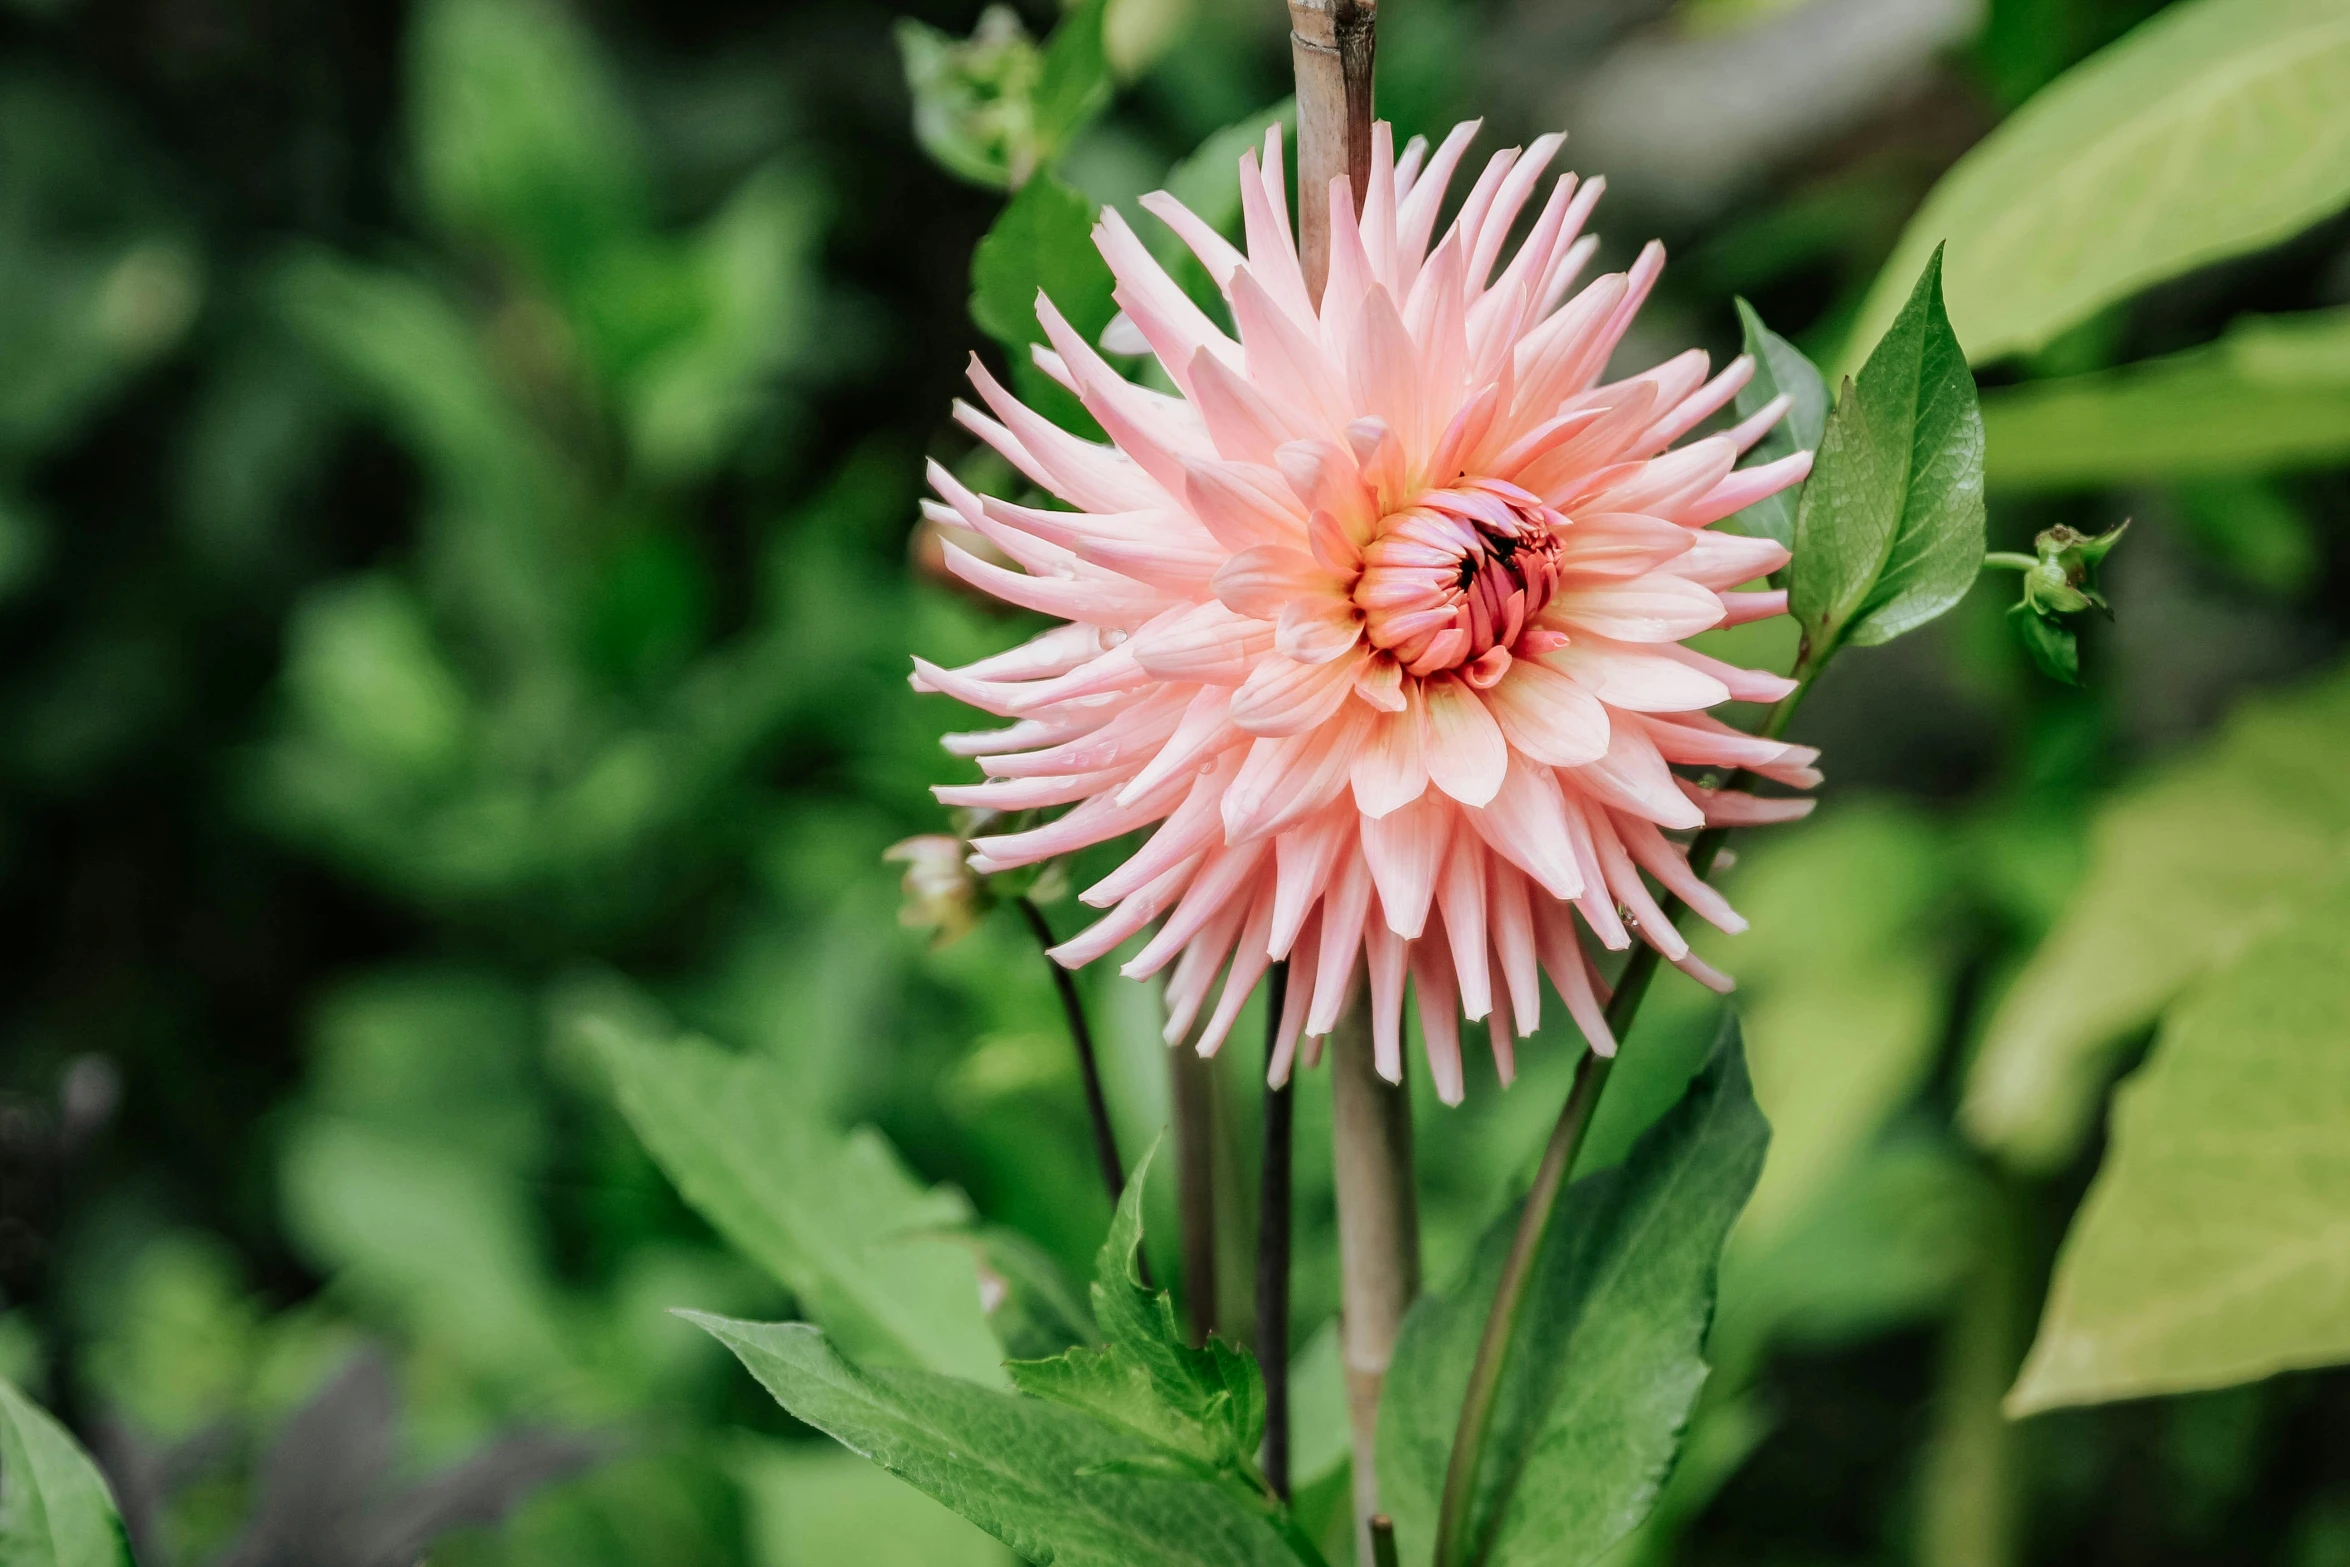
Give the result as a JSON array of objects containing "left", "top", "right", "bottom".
[
  {"left": 1483, "top": 659, "right": 1610, "bottom": 767},
  {"left": 1423, "top": 676, "right": 1509, "bottom": 807},
  {"left": 1362, "top": 792, "right": 1452, "bottom": 939}
]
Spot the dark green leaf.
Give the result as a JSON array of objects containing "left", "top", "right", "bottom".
[
  {"left": 0, "top": 1376, "right": 132, "bottom": 1567},
  {"left": 584, "top": 1007, "right": 1008, "bottom": 1386},
  {"left": 970, "top": 172, "right": 1116, "bottom": 434},
  {"left": 1790, "top": 248, "right": 1987, "bottom": 661},
  {"left": 1728, "top": 298, "right": 1829, "bottom": 557},
  {"left": 1007, "top": 1145, "right": 1266, "bottom": 1484},
  {"left": 1377, "top": 1016, "right": 1771, "bottom": 1567},
  {"left": 970, "top": 172, "right": 1116, "bottom": 351},
  {"left": 691, "top": 1316, "right": 1318, "bottom": 1567},
  {"left": 2008, "top": 602, "right": 2080, "bottom": 684}
]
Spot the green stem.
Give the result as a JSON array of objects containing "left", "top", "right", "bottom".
[
  {"left": 1981, "top": 551, "right": 2038, "bottom": 572},
  {"left": 1431, "top": 682, "right": 1810, "bottom": 1567},
  {"left": 1370, "top": 1515, "right": 1401, "bottom": 1567}
]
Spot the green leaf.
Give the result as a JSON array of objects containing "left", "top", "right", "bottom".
[
  {"left": 1981, "top": 306, "right": 2350, "bottom": 487},
  {"left": 585, "top": 1009, "right": 1009, "bottom": 1387},
  {"left": 1032, "top": 0, "right": 1113, "bottom": 153},
  {"left": 409, "top": 0, "right": 647, "bottom": 281},
  {"left": 1789, "top": 249, "right": 1987, "bottom": 663},
  {"left": 1377, "top": 1016, "right": 1770, "bottom": 1567},
  {"left": 733, "top": 1438, "right": 1011, "bottom": 1567},
  {"left": 2008, "top": 872, "right": 2350, "bottom": 1412},
  {"left": 691, "top": 1316, "right": 1318, "bottom": 1567},
  {"left": 2007, "top": 601, "right": 2080, "bottom": 684},
  {"left": 0, "top": 1376, "right": 132, "bottom": 1567},
  {"left": 1007, "top": 1145, "right": 1266, "bottom": 1486},
  {"left": 1697, "top": 804, "right": 1954, "bottom": 1251},
  {"left": 1162, "top": 101, "right": 1297, "bottom": 235},
  {"left": 896, "top": 0, "right": 1111, "bottom": 192},
  {"left": 970, "top": 172, "right": 1117, "bottom": 433},
  {"left": 1727, "top": 298, "right": 1829, "bottom": 556},
  {"left": 1845, "top": 0, "right": 2350, "bottom": 368},
  {"left": 1963, "top": 664, "right": 2350, "bottom": 1171},
  {"left": 971, "top": 172, "right": 1117, "bottom": 352}
]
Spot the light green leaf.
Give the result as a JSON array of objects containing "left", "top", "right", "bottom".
[
  {"left": 1377, "top": 1017, "right": 1770, "bottom": 1567},
  {"left": 1007, "top": 1145, "right": 1266, "bottom": 1486},
  {"left": 2009, "top": 873, "right": 2350, "bottom": 1412},
  {"left": 624, "top": 163, "right": 820, "bottom": 479},
  {"left": 0, "top": 1376, "right": 132, "bottom": 1567},
  {"left": 1847, "top": 0, "right": 2350, "bottom": 368},
  {"left": 734, "top": 1439, "right": 1011, "bottom": 1567},
  {"left": 1162, "top": 100, "right": 1297, "bottom": 236},
  {"left": 692, "top": 1317, "right": 1316, "bottom": 1567},
  {"left": 586, "top": 1009, "right": 1008, "bottom": 1386},
  {"left": 1790, "top": 250, "right": 1986, "bottom": 662},
  {"left": 1982, "top": 306, "right": 2350, "bottom": 487},
  {"left": 1963, "top": 664, "right": 2350, "bottom": 1171},
  {"left": 1699, "top": 804, "right": 1953, "bottom": 1250},
  {"left": 409, "top": 0, "right": 646, "bottom": 278},
  {"left": 1727, "top": 298, "right": 1828, "bottom": 555}
]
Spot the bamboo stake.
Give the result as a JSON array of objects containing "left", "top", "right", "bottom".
[
  {"left": 1286, "top": 0, "right": 1377, "bottom": 301},
  {"left": 1328, "top": 1004, "right": 1419, "bottom": 1566},
  {"left": 1288, "top": 8, "right": 1406, "bottom": 1559}
]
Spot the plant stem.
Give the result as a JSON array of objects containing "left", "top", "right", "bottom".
[
  {"left": 1981, "top": 551, "right": 2039, "bottom": 572},
  {"left": 1171, "top": 1034, "right": 1221, "bottom": 1345},
  {"left": 1918, "top": 1171, "right": 2028, "bottom": 1567},
  {"left": 1257, "top": 962, "right": 1296, "bottom": 1498},
  {"left": 1431, "top": 685, "right": 1810, "bottom": 1567},
  {"left": 1370, "top": 1516, "right": 1401, "bottom": 1567},
  {"left": 1017, "top": 897, "right": 1129, "bottom": 1207},
  {"left": 1330, "top": 1004, "right": 1419, "bottom": 1565},
  {"left": 1016, "top": 897, "right": 1149, "bottom": 1285}
]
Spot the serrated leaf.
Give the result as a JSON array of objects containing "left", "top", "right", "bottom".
[
  {"left": 1963, "top": 664, "right": 2350, "bottom": 1170},
  {"left": 1008, "top": 1146, "right": 1266, "bottom": 1482},
  {"left": 585, "top": 1009, "right": 1007, "bottom": 1386},
  {"left": 1790, "top": 249, "right": 1986, "bottom": 662},
  {"left": 1846, "top": 0, "right": 2350, "bottom": 368},
  {"left": 692, "top": 1317, "right": 1317, "bottom": 1567},
  {"left": 0, "top": 1376, "right": 132, "bottom": 1567},
  {"left": 1377, "top": 1016, "right": 1770, "bottom": 1567},
  {"left": 1982, "top": 305, "right": 2350, "bottom": 487},
  {"left": 2009, "top": 873, "right": 2350, "bottom": 1412},
  {"left": 1727, "top": 299, "right": 1828, "bottom": 556}
]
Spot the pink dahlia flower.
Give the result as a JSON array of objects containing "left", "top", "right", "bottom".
[{"left": 913, "top": 121, "right": 1820, "bottom": 1103}]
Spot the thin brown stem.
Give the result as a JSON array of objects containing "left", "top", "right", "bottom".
[
  {"left": 1257, "top": 962, "right": 1295, "bottom": 1498},
  {"left": 1433, "top": 686, "right": 1809, "bottom": 1567}
]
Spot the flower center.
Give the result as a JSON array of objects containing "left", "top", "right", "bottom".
[{"left": 1352, "top": 478, "right": 1564, "bottom": 685}]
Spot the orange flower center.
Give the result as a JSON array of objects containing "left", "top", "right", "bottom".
[{"left": 1352, "top": 479, "right": 1564, "bottom": 685}]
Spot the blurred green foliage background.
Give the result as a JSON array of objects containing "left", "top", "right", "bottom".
[{"left": 3, "top": 0, "right": 2349, "bottom": 1562}]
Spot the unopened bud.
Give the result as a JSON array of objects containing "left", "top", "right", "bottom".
[{"left": 885, "top": 833, "right": 988, "bottom": 947}]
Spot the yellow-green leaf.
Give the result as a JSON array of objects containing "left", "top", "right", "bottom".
[
  {"left": 2009, "top": 873, "right": 2350, "bottom": 1412},
  {"left": 1846, "top": 0, "right": 2350, "bottom": 369}
]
